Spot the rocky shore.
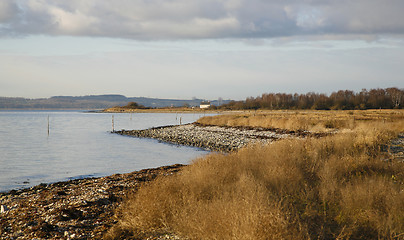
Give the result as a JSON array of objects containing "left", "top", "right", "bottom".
[
  {"left": 0, "top": 164, "right": 185, "bottom": 239},
  {"left": 1, "top": 122, "right": 402, "bottom": 240},
  {"left": 115, "top": 123, "right": 325, "bottom": 152},
  {"left": 0, "top": 124, "right": 317, "bottom": 239}
]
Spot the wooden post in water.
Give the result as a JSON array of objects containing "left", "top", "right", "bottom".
[
  {"left": 112, "top": 115, "right": 115, "bottom": 132},
  {"left": 47, "top": 115, "right": 50, "bottom": 135},
  {"left": 180, "top": 116, "right": 182, "bottom": 125}
]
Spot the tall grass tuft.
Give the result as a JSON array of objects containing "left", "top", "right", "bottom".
[{"left": 106, "top": 118, "right": 404, "bottom": 239}]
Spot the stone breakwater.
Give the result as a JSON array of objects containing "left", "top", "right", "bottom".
[{"left": 115, "top": 123, "right": 319, "bottom": 152}]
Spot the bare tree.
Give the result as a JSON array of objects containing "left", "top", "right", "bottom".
[{"left": 386, "top": 88, "right": 403, "bottom": 108}]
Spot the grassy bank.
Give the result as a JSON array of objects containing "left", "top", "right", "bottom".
[
  {"left": 107, "top": 110, "right": 404, "bottom": 239},
  {"left": 196, "top": 109, "right": 404, "bottom": 132}
]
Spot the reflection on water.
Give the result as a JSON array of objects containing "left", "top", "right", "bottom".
[{"left": 0, "top": 111, "right": 212, "bottom": 192}]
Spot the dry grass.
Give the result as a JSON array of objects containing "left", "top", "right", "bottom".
[
  {"left": 196, "top": 109, "right": 404, "bottom": 132},
  {"left": 106, "top": 111, "right": 404, "bottom": 240}
]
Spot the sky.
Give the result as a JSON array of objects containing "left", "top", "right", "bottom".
[{"left": 0, "top": 0, "right": 404, "bottom": 100}]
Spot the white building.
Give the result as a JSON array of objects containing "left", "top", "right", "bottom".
[{"left": 200, "top": 102, "right": 211, "bottom": 109}]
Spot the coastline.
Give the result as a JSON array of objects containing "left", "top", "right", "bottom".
[
  {"left": 1, "top": 122, "right": 402, "bottom": 239},
  {"left": 0, "top": 122, "right": 316, "bottom": 239},
  {"left": 115, "top": 123, "right": 328, "bottom": 152},
  {"left": 0, "top": 164, "right": 185, "bottom": 239},
  {"left": 101, "top": 107, "right": 222, "bottom": 113}
]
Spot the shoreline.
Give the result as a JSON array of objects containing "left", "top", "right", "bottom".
[
  {"left": 115, "top": 123, "right": 328, "bottom": 152},
  {"left": 101, "top": 107, "right": 222, "bottom": 113},
  {"left": 0, "top": 164, "right": 185, "bottom": 239},
  {"left": 0, "top": 123, "right": 318, "bottom": 239},
  {"left": 1, "top": 122, "right": 402, "bottom": 239}
]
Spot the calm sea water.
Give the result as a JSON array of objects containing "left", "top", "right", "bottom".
[{"left": 0, "top": 111, "right": 212, "bottom": 192}]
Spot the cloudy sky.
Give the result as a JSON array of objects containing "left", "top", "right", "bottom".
[{"left": 1, "top": 0, "right": 404, "bottom": 100}]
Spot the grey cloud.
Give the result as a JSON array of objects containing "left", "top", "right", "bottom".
[
  {"left": 325, "top": 0, "right": 404, "bottom": 34},
  {"left": 1, "top": 0, "right": 404, "bottom": 39},
  {"left": 0, "top": 0, "right": 19, "bottom": 36},
  {"left": 0, "top": 1, "right": 19, "bottom": 22}
]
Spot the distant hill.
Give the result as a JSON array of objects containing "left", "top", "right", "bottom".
[{"left": 0, "top": 95, "right": 229, "bottom": 109}]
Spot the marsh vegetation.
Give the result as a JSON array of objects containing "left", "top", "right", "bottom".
[{"left": 106, "top": 110, "right": 404, "bottom": 239}]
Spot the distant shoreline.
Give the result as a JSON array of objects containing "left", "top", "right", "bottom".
[
  {"left": 101, "top": 106, "right": 222, "bottom": 113},
  {"left": 0, "top": 108, "right": 221, "bottom": 113},
  {"left": 0, "top": 95, "right": 227, "bottom": 110}
]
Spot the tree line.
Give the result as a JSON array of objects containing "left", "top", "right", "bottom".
[{"left": 215, "top": 88, "right": 403, "bottom": 110}]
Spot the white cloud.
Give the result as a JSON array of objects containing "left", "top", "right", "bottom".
[
  {"left": 1, "top": 0, "right": 404, "bottom": 40},
  {"left": 49, "top": 7, "right": 99, "bottom": 35}
]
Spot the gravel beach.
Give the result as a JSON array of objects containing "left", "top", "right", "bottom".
[
  {"left": 115, "top": 123, "right": 323, "bottom": 152},
  {"left": 0, "top": 165, "right": 184, "bottom": 239}
]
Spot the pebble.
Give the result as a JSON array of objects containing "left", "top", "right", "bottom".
[{"left": 1, "top": 205, "right": 7, "bottom": 213}]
